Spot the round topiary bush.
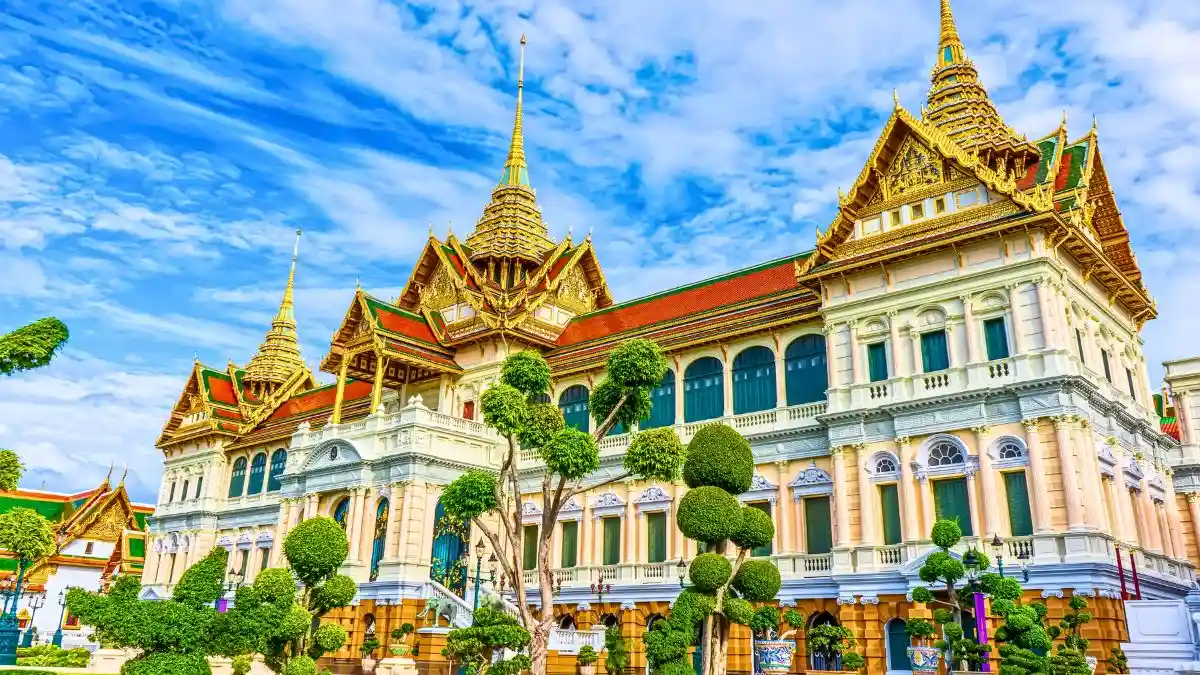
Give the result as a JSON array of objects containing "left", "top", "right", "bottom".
[
  {"left": 313, "top": 574, "right": 357, "bottom": 612},
  {"left": 280, "top": 603, "right": 312, "bottom": 641},
  {"left": 121, "top": 652, "right": 211, "bottom": 675},
  {"left": 670, "top": 588, "right": 716, "bottom": 624},
  {"left": 284, "top": 656, "right": 318, "bottom": 675},
  {"left": 723, "top": 597, "right": 754, "bottom": 625},
  {"left": 732, "top": 560, "right": 782, "bottom": 602},
  {"left": 252, "top": 567, "right": 297, "bottom": 604},
  {"left": 730, "top": 506, "right": 775, "bottom": 551},
  {"left": 682, "top": 424, "right": 753, "bottom": 494},
  {"left": 500, "top": 350, "right": 551, "bottom": 396},
  {"left": 677, "top": 486, "right": 742, "bottom": 543},
  {"left": 283, "top": 517, "right": 349, "bottom": 585},
  {"left": 931, "top": 519, "right": 963, "bottom": 549},
  {"left": 312, "top": 622, "right": 348, "bottom": 654},
  {"left": 688, "top": 553, "right": 733, "bottom": 592}
]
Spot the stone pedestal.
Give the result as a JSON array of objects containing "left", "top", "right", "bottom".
[
  {"left": 416, "top": 627, "right": 452, "bottom": 672},
  {"left": 377, "top": 656, "right": 420, "bottom": 675}
]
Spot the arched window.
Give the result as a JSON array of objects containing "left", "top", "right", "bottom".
[
  {"left": 784, "top": 335, "right": 828, "bottom": 405},
  {"left": 267, "top": 450, "right": 287, "bottom": 492},
  {"left": 601, "top": 613, "right": 619, "bottom": 628},
  {"left": 228, "top": 458, "right": 247, "bottom": 498},
  {"left": 928, "top": 442, "right": 965, "bottom": 467},
  {"left": 558, "top": 385, "right": 590, "bottom": 432},
  {"left": 558, "top": 615, "right": 577, "bottom": 630},
  {"left": 997, "top": 441, "right": 1025, "bottom": 461},
  {"left": 808, "top": 612, "right": 840, "bottom": 670},
  {"left": 430, "top": 499, "right": 467, "bottom": 593},
  {"left": 875, "top": 455, "right": 899, "bottom": 475},
  {"left": 732, "top": 346, "right": 777, "bottom": 414},
  {"left": 684, "top": 357, "right": 724, "bottom": 423},
  {"left": 333, "top": 497, "right": 351, "bottom": 529},
  {"left": 641, "top": 369, "right": 676, "bottom": 430},
  {"left": 247, "top": 452, "right": 268, "bottom": 495},
  {"left": 370, "top": 498, "right": 388, "bottom": 582},
  {"left": 886, "top": 619, "right": 912, "bottom": 670}
]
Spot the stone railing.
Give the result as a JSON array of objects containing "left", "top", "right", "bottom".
[
  {"left": 423, "top": 579, "right": 474, "bottom": 629},
  {"left": 548, "top": 628, "right": 606, "bottom": 654}
]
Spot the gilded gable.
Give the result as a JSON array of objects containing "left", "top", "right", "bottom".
[
  {"left": 554, "top": 265, "right": 595, "bottom": 314},
  {"left": 419, "top": 264, "right": 460, "bottom": 313},
  {"left": 884, "top": 135, "right": 943, "bottom": 199}
]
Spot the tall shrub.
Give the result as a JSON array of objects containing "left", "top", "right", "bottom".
[{"left": 909, "top": 519, "right": 990, "bottom": 670}]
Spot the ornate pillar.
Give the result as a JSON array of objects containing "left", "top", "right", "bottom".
[
  {"left": 671, "top": 481, "right": 686, "bottom": 561},
  {"left": 332, "top": 359, "right": 349, "bottom": 424},
  {"left": 849, "top": 322, "right": 863, "bottom": 385},
  {"left": 973, "top": 426, "right": 998, "bottom": 537},
  {"left": 721, "top": 346, "right": 734, "bottom": 417},
  {"left": 1137, "top": 485, "right": 1163, "bottom": 553},
  {"left": 775, "top": 460, "right": 794, "bottom": 553},
  {"left": 624, "top": 481, "right": 637, "bottom": 566},
  {"left": 591, "top": 512, "right": 604, "bottom": 568},
  {"left": 1104, "top": 476, "right": 1126, "bottom": 543},
  {"left": 383, "top": 484, "right": 403, "bottom": 560},
  {"left": 1034, "top": 277, "right": 1057, "bottom": 348},
  {"left": 1006, "top": 283, "right": 1027, "bottom": 355},
  {"left": 1052, "top": 416, "right": 1085, "bottom": 529},
  {"left": 437, "top": 375, "right": 452, "bottom": 414},
  {"left": 582, "top": 492, "right": 594, "bottom": 566},
  {"left": 672, "top": 356, "right": 684, "bottom": 425},
  {"left": 1165, "top": 475, "right": 1188, "bottom": 559},
  {"left": 946, "top": 323, "right": 960, "bottom": 369},
  {"left": 773, "top": 338, "right": 787, "bottom": 408},
  {"left": 889, "top": 311, "right": 907, "bottom": 377},
  {"left": 918, "top": 473, "right": 936, "bottom": 539},
  {"left": 832, "top": 448, "right": 851, "bottom": 548},
  {"left": 418, "top": 484, "right": 441, "bottom": 568},
  {"left": 1072, "top": 419, "right": 1106, "bottom": 531},
  {"left": 962, "top": 294, "right": 979, "bottom": 364},
  {"left": 856, "top": 447, "right": 876, "bottom": 546},
  {"left": 1156, "top": 500, "right": 1175, "bottom": 559},
  {"left": 1188, "top": 493, "right": 1200, "bottom": 561},
  {"left": 371, "top": 353, "right": 386, "bottom": 414},
  {"left": 909, "top": 327, "right": 923, "bottom": 375},
  {"left": 1021, "top": 419, "right": 1051, "bottom": 532},
  {"left": 305, "top": 492, "right": 318, "bottom": 519},
  {"left": 348, "top": 487, "right": 365, "bottom": 562},
  {"left": 897, "top": 437, "right": 919, "bottom": 542},
  {"left": 359, "top": 487, "right": 377, "bottom": 563}
]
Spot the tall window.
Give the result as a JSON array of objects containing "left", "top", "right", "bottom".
[
  {"left": 1004, "top": 472, "right": 1034, "bottom": 537},
  {"left": 879, "top": 484, "right": 902, "bottom": 545},
  {"left": 247, "top": 452, "right": 267, "bottom": 495},
  {"left": 522, "top": 525, "right": 538, "bottom": 570},
  {"left": 168, "top": 481, "right": 177, "bottom": 502},
  {"left": 641, "top": 369, "right": 676, "bottom": 430},
  {"left": 1102, "top": 350, "right": 1113, "bottom": 382},
  {"left": 684, "top": 357, "right": 724, "bottom": 422},
  {"left": 181, "top": 480, "right": 189, "bottom": 501},
  {"left": 804, "top": 496, "right": 832, "bottom": 554},
  {"left": 647, "top": 512, "right": 667, "bottom": 563},
  {"left": 1126, "top": 368, "right": 1137, "bottom": 400},
  {"left": 227, "top": 459, "right": 246, "bottom": 498},
  {"left": 983, "top": 317, "right": 1009, "bottom": 360},
  {"left": 260, "top": 548, "right": 271, "bottom": 571},
  {"left": 887, "top": 620, "right": 913, "bottom": 670},
  {"left": 867, "top": 343, "right": 888, "bottom": 383},
  {"left": 784, "top": 335, "right": 827, "bottom": 405},
  {"left": 560, "top": 521, "right": 578, "bottom": 568},
  {"left": 602, "top": 517, "right": 621, "bottom": 565},
  {"left": 370, "top": 498, "right": 388, "bottom": 582},
  {"left": 238, "top": 549, "right": 249, "bottom": 577},
  {"left": 1075, "top": 329, "right": 1086, "bottom": 364},
  {"left": 195, "top": 477, "right": 203, "bottom": 499},
  {"left": 921, "top": 330, "right": 950, "bottom": 372},
  {"left": 749, "top": 503, "right": 772, "bottom": 557},
  {"left": 732, "top": 347, "right": 777, "bottom": 414},
  {"left": 558, "top": 385, "right": 590, "bottom": 432},
  {"left": 933, "top": 478, "right": 972, "bottom": 536},
  {"left": 267, "top": 450, "right": 287, "bottom": 492}
]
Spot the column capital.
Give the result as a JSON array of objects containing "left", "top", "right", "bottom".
[
  {"left": 887, "top": 309, "right": 900, "bottom": 319},
  {"left": 1021, "top": 418, "right": 1040, "bottom": 433},
  {"left": 894, "top": 436, "right": 911, "bottom": 447},
  {"left": 829, "top": 446, "right": 846, "bottom": 457},
  {"left": 774, "top": 459, "right": 789, "bottom": 471},
  {"left": 1051, "top": 415, "right": 1074, "bottom": 430},
  {"left": 959, "top": 292, "right": 974, "bottom": 304},
  {"left": 1187, "top": 492, "right": 1199, "bottom": 504},
  {"left": 971, "top": 425, "right": 990, "bottom": 438}
]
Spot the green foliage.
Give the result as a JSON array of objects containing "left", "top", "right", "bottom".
[
  {"left": 724, "top": 597, "right": 754, "bottom": 626},
  {"left": 0, "top": 507, "right": 55, "bottom": 562},
  {"left": 906, "top": 618, "right": 936, "bottom": 643},
  {"left": 671, "top": 589, "right": 716, "bottom": 625},
  {"left": 930, "top": 519, "right": 963, "bottom": 549},
  {"left": 606, "top": 339, "right": 668, "bottom": 389},
  {"left": 910, "top": 587, "right": 933, "bottom": 604},
  {"left": 480, "top": 383, "right": 528, "bottom": 436},
  {"left": 988, "top": 575, "right": 1050, "bottom": 675},
  {"left": 980, "top": 573, "right": 1023, "bottom": 602},
  {"left": 253, "top": 568, "right": 298, "bottom": 604},
  {"left": 0, "top": 317, "right": 69, "bottom": 376},
  {"left": 284, "top": 517, "right": 349, "bottom": 587},
  {"left": 540, "top": 427, "right": 600, "bottom": 480},
  {"left": 311, "top": 574, "right": 357, "bottom": 614},
  {"left": 1047, "top": 595, "right": 1093, "bottom": 675},
  {"left": 519, "top": 403, "right": 565, "bottom": 449},
  {"left": 500, "top": 351, "right": 551, "bottom": 397},
  {"left": 442, "top": 607, "right": 532, "bottom": 675},
  {"left": 16, "top": 645, "right": 90, "bottom": 667},
  {"left": 676, "top": 486, "right": 742, "bottom": 543},
  {"left": 806, "top": 623, "right": 856, "bottom": 660},
  {"left": 749, "top": 605, "right": 780, "bottom": 639},
  {"left": 231, "top": 655, "right": 253, "bottom": 675},
  {"left": 682, "top": 424, "right": 753, "bottom": 494},
  {"left": 578, "top": 645, "right": 598, "bottom": 666},
  {"left": 783, "top": 610, "right": 804, "bottom": 630},
  {"left": 590, "top": 378, "right": 652, "bottom": 430},
  {"left": 841, "top": 652, "right": 865, "bottom": 671},
  {"left": 623, "top": 428, "right": 686, "bottom": 482},
  {"left": 731, "top": 560, "right": 781, "bottom": 602},
  {"left": 173, "top": 548, "right": 228, "bottom": 609},
  {"left": 441, "top": 470, "right": 500, "bottom": 521},
  {"left": 1106, "top": 647, "right": 1129, "bottom": 674},
  {"left": 283, "top": 656, "right": 317, "bottom": 675},
  {"left": 0, "top": 449, "right": 23, "bottom": 491},
  {"left": 919, "top": 551, "right": 965, "bottom": 586},
  {"left": 391, "top": 623, "right": 415, "bottom": 639},
  {"left": 644, "top": 619, "right": 694, "bottom": 667},
  {"left": 361, "top": 636, "right": 381, "bottom": 656},
  {"left": 604, "top": 625, "right": 628, "bottom": 675},
  {"left": 731, "top": 506, "right": 775, "bottom": 551},
  {"left": 121, "top": 653, "right": 211, "bottom": 675},
  {"left": 280, "top": 604, "right": 312, "bottom": 641},
  {"left": 687, "top": 553, "right": 732, "bottom": 593},
  {"left": 311, "top": 623, "right": 347, "bottom": 656}
]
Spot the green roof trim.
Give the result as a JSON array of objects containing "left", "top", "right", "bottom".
[
  {"left": 134, "top": 512, "right": 149, "bottom": 530},
  {"left": 363, "top": 296, "right": 429, "bottom": 326},
  {"left": 127, "top": 536, "right": 145, "bottom": 559},
  {"left": 1059, "top": 142, "right": 1090, "bottom": 191},
  {"left": 0, "top": 495, "right": 68, "bottom": 522},
  {"left": 0, "top": 559, "right": 17, "bottom": 572},
  {"left": 1034, "top": 137, "right": 1060, "bottom": 185}
]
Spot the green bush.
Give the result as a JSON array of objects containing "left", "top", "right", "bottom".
[
  {"left": 731, "top": 560, "right": 781, "bottom": 602},
  {"left": 687, "top": 553, "right": 733, "bottom": 592},
  {"left": 539, "top": 427, "right": 599, "bottom": 480},
  {"left": 624, "top": 427, "right": 686, "bottom": 482},
  {"left": 519, "top": 403, "right": 565, "bottom": 449},
  {"left": 671, "top": 589, "right": 716, "bottom": 625},
  {"left": 312, "top": 574, "right": 357, "bottom": 613},
  {"left": 441, "top": 470, "right": 499, "bottom": 521},
  {"left": 312, "top": 622, "right": 348, "bottom": 655},
  {"left": 281, "top": 603, "right": 313, "bottom": 640},
  {"left": 731, "top": 506, "right": 774, "bottom": 551},
  {"left": 173, "top": 548, "right": 228, "bottom": 608},
  {"left": 253, "top": 567, "right": 298, "bottom": 604},
  {"left": 724, "top": 597, "right": 754, "bottom": 625},
  {"left": 16, "top": 645, "right": 90, "bottom": 667},
  {"left": 480, "top": 383, "right": 528, "bottom": 435},
  {"left": 749, "top": 605, "right": 780, "bottom": 639},
  {"left": 578, "top": 644, "right": 598, "bottom": 666},
  {"left": 590, "top": 378, "right": 652, "bottom": 430},
  {"left": 676, "top": 486, "right": 742, "bottom": 543},
  {"left": 930, "top": 519, "right": 962, "bottom": 549},
  {"left": 231, "top": 655, "right": 253, "bottom": 675},
  {"left": 604, "top": 625, "right": 628, "bottom": 675},
  {"left": 607, "top": 339, "right": 668, "bottom": 389},
  {"left": 283, "top": 655, "right": 318, "bottom": 675},
  {"left": 121, "top": 652, "right": 212, "bottom": 675},
  {"left": 500, "top": 350, "right": 551, "bottom": 396},
  {"left": 682, "top": 424, "right": 753, "bottom": 494},
  {"left": 284, "top": 517, "right": 349, "bottom": 586}
]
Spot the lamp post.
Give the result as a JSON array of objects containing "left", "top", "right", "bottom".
[
  {"left": 676, "top": 558, "right": 687, "bottom": 588},
  {"left": 20, "top": 592, "right": 45, "bottom": 648},
  {"left": 220, "top": 568, "right": 244, "bottom": 612},
  {"left": 990, "top": 534, "right": 1005, "bottom": 578},
  {"left": 592, "top": 570, "right": 613, "bottom": 606},
  {"left": 51, "top": 591, "right": 67, "bottom": 648},
  {"left": 472, "top": 539, "right": 487, "bottom": 610},
  {"left": 0, "top": 555, "right": 31, "bottom": 665}
]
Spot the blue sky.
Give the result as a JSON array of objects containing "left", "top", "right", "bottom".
[{"left": 2, "top": 0, "right": 1198, "bottom": 503}]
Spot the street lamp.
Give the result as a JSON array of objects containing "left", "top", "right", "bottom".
[
  {"left": 1016, "top": 549, "right": 1031, "bottom": 583},
  {"left": 51, "top": 591, "right": 67, "bottom": 648},
  {"left": 592, "top": 570, "right": 613, "bottom": 605},
  {"left": 472, "top": 539, "right": 487, "bottom": 610},
  {"left": 990, "top": 534, "right": 1005, "bottom": 578},
  {"left": 551, "top": 571, "right": 564, "bottom": 597},
  {"left": 20, "top": 592, "right": 46, "bottom": 648},
  {"left": 488, "top": 553, "right": 498, "bottom": 585},
  {"left": 676, "top": 559, "right": 687, "bottom": 588}
]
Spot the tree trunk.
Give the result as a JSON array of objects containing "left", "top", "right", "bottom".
[
  {"left": 529, "top": 617, "right": 552, "bottom": 675},
  {"left": 701, "top": 615, "right": 714, "bottom": 675}
]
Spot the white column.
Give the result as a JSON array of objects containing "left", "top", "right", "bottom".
[
  {"left": 962, "top": 294, "right": 980, "bottom": 364},
  {"left": 849, "top": 323, "right": 863, "bottom": 385},
  {"left": 624, "top": 482, "right": 637, "bottom": 565},
  {"left": 946, "top": 323, "right": 960, "bottom": 368},
  {"left": 1022, "top": 420, "right": 1051, "bottom": 532},
  {"left": 898, "top": 438, "right": 919, "bottom": 542},
  {"left": 776, "top": 461, "right": 794, "bottom": 553},
  {"left": 1167, "top": 483, "right": 1188, "bottom": 560},
  {"left": 910, "top": 328, "right": 923, "bottom": 375},
  {"left": 889, "top": 311, "right": 907, "bottom": 377},
  {"left": 774, "top": 345, "right": 787, "bottom": 408},
  {"left": 722, "top": 353, "right": 734, "bottom": 417},
  {"left": 1188, "top": 493, "right": 1200, "bottom": 561},
  {"left": 1034, "top": 277, "right": 1058, "bottom": 349},
  {"left": 383, "top": 485, "right": 402, "bottom": 560},
  {"left": 1006, "top": 283, "right": 1027, "bottom": 355},
  {"left": 673, "top": 359, "right": 684, "bottom": 425},
  {"left": 1052, "top": 417, "right": 1085, "bottom": 529},
  {"left": 832, "top": 450, "right": 851, "bottom": 548},
  {"left": 1073, "top": 422, "right": 1105, "bottom": 531},
  {"left": 974, "top": 427, "right": 998, "bottom": 537},
  {"left": 348, "top": 488, "right": 364, "bottom": 562},
  {"left": 857, "top": 448, "right": 875, "bottom": 546}
]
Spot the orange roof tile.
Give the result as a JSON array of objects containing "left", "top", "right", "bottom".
[
  {"left": 203, "top": 371, "right": 238, "bottom": 406},
  {"left": 268, "top": 380, "right": 373, "bottom": 421},
  {"left": 365, "top": 298, "right": 439, "bottom": 345}
]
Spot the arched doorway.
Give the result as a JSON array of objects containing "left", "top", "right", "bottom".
[
  {"left": 808, "top": 612, "right": 840, "bottom": 671},
  {"left": 886, "top": 619, "right": 912, "bottom": 670},
  {"left": 430, "top": 499, "right": 468, "bottom": 595}
]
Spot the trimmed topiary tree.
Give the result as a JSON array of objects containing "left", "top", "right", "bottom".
[
  {"left": 979, "top": 569, "right": 1049, "bottom": 675},
  {"left": 439, "top": 340, "right": 686, "bottom": 675},
  {"left": 1047, "top": 595, "right": 1093, "bottom": 675},
  {"left": 646, "top": 423, "right": 782, "bottom": 675},
  {"left": 603, "top": 625, "right": 628, "bottom": 675},
  {"left": 908, "top": 519, "right": 991, "bottom": 671},
  {"left": 442, "top": 604, "right": 532, "bottom": 675}
]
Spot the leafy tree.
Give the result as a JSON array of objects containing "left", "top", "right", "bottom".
[
  {"left": 442, "top": 603, "right": 531, "bottom": 675},
  {"left": 909, "top": 519, "right": 991, "bottom": 670},
  {"left": 0, "top": 317, "right": 69, "bottom": 376},
  {"left": 603, "top": 625, "right": 628, "bottom": 675},
  {"left": 980, "top": 566, "right": 1049, "bottom": 675},
  {"left": 1105, "top": 647, "right": 1129, "bottom": 674},
  {"left": 439, "top": 341, "right": 686, "bottom": 674},
  {"left": 1047, "top": 596, "right": 1092, "bottom": 675},
  {"left": 0, "top": 449, "right": 23, "bottom": 492},
  {"left": 0, "top": 506, "right": 56, "bottom": 601}
]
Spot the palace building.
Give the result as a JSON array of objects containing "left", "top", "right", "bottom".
[{"left": 145, "top": 4, "right": 1200, "bottom": 674}]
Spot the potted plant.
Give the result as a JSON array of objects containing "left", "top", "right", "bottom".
[
  {"left": 747, "top": 606, "right": 798, "bottom": 675},
  {"left": 389, "top": 623, "right": 415, "bottom": 657},
  {"left": 806, "top": 622, "right": 862, "bottom": 674},
  {"left": 906, "top": 618, "right": 940, "bottom": 673},
  {"left": 361, "top": 635, "right": 382, "bottom": 674},
  {"left": 578, "top": 644, "right": 599, "bottom": 675}
]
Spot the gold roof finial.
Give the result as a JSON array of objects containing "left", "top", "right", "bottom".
[
  {"left": 244, "top": 229, "right": 306, "bottom": 389},
  {"left": 893, "top": 89, "right": 900, "bottom": 109},
  {"left": 499, "top": 34, "right": 529, "bottom": 188},
  {"left": 1061, "top": 109, "right": 1069, "bottom": 128},
  {"left": 118, "top": 465, "right": 128, "bottom": 487},
  {"left": 939, "top": 0, "right": 963, "bottom": 63},
  {"left": 1091, "top": 114, "right": 1099, "bottom": 133},
  {"left": 428, "top": 221, "right": 434, "bottom": 237}
]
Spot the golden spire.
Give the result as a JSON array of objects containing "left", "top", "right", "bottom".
[
  {"left": 938, "top": 0, "right": 963, "bottom": 67},
  {"left": 499, "top": 34, "right": 529, "bottom": 187},
  {"left": 244, "top": 230, "right": 306, "bottom": 395}
]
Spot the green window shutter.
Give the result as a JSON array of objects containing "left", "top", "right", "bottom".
[
  {"left": 247, "top": 453, "right": 267, "bottom": 495},
  {"left": 559, "top": 385, "right": 590, "bottom": 432},
  {"left": 684, "top": 358, "right": 724, "bottom": 422},
  {"left": 522, "top": 525, "right": 539, "bottom": 570},
  {"left": 933, "top": 478, "right": 973, "bottom": 536},
  {"left": 647, "top": 512, "right": 667, "bottom": 563},
  {"left": 603, "top": 517, "right": 621, "bottom": 565},
  {"left": 867, "top": 343, "right": 888, "bottom": 382},
  {"left": 804, "top": 496, "right": 833, "bottom": 554},
  {"left": 732, "top": 347, "right": 777, "bottom": 415},
  {"left": 1004, "top": 472, "right": 1034, "bottom": 537},
  {"left": 642, "top": 370, "right": 677, "bottom": 429},
  {"left": 785, "top": 335, "right": 828, "bottom": 405},
  {"left": 983, "top": 318, "right": 1010, "bottom": 360},
  {"left": 561, "top": 521, "right": 578, "bottom": 568},
  {"left": 921, "top": 330, "right": 950, "bottom": 372},
  {"left": 750, "top": 502, "right": 773, "bottom": 557},
  {"left": 879, "top": 484, "right": 902, "bottom": 545}
]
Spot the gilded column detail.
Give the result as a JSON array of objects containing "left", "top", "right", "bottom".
[{"left": 332, "top": 359, "right": 349, "bottom": 425}]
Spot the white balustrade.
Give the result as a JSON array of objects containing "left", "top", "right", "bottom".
[
  {"left": 877, "top": 545, "right": 905, "bottom": 567},
  {"left": 548, "top": 628, "right": 606, "bottom": 654}
]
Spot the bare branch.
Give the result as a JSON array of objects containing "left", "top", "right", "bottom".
[
  {"left": 590, "top": 392, "right": 631, "bottom": 441},
  {"left": 566, "top": 471, "right": 633, "bottom": 502}
]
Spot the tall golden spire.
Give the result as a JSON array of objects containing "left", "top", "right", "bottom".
[
  {"left": 499, "top": 34, "right": 529, "bottom": 187},
  {"left": 244, "top": 230, "right": 306, "bottom": 396},
  {"left": 924, "top": 0, "right": 1038, "bottom": 170}
]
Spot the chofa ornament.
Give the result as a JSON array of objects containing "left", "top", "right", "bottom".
[
  {"left": 907, "top": 645, "right": 941, "bottom": 672},
  {"left": 753, "top": 640, "right": 795, "bottom": 674}
]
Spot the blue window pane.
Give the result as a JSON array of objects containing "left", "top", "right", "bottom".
[
  {"left": 784, "top": 335, "right": 827, "bottom": 405},
  {"left": 267, "top": 450, "right": 287, "bottom": 492},
  {"left": 684, "top": 358, "right": 723, "bottom": 422},
  {"left": 558, "top": 385, "right": 590, "bottom": 432},
  {"left": 732, "top": 347, "right": 776, "bottom": 414}
]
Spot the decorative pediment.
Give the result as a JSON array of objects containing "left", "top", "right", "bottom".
[
  {"left": 522, "top": 501, "right": 543, "bottom": 516},
  {"left": 592, "top": 492, "right": 624, "bottom": 509},
  {"left": 635, "top": 486, "right": 671, "bottom": 504},
  {"left": 789, "top": 461, "right": 834, "bottom": 497},
  {"left": 740, "top": 474, "right": 778, "bottom": 503},
  {"left": 882, "top": 134, "right": 944, "bottom": 201}
]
